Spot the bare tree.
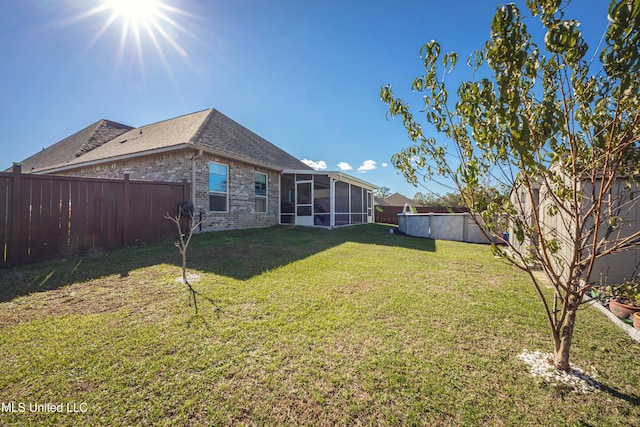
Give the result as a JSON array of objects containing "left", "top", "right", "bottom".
[{"left": 165, "top": 203, "right": 215, "bottom": 315}]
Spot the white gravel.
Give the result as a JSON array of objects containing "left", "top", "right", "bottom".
[
  {"left": 518, "top": 349, "right": 600, "bottom": 393},
  {"left": 175, "top": 273, "right": 201, "bottom": 283}
]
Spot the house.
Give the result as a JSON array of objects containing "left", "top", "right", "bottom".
[
  {"left": 374, "top": 192, "right": 414, "bottom": 207},
  {"left": 510, "top": 178, "right": 639, "bottom": 286},
  {"left": 15, "top": 108, "right": 377, "bottom": 230}
]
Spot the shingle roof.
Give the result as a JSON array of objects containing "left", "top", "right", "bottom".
[
  {"left": 374, "top": 196, "right": 390, "bottom": 206},
  {"left": 194, "top": 109, "right": 310, "bottom": 170},
  {"left": 381, "top": 193, "right": 414, "bottom": 207},
  {"left": 56, "top": 109, "right": 212, "bottom": 168},
  {"left": 28, "top": 108, "right": 310, "bottom": 172},
  {"left": 15, "top": 120, "right": 133, "bottom": 172}
]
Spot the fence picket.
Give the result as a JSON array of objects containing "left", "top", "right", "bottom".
[{"left": 0, "top": 165, "right": 189, "bottom": 268}]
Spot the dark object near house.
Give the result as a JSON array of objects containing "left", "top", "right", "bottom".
[{"left": 179, "top": 201, "right": 194, "bottom": 218}]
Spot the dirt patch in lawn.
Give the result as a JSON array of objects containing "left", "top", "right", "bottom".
[{"left": 0, "top": 267, "right": 180, "bottom": 325}]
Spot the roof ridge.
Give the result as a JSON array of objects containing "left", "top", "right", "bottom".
[
  {"left": 137, "top": 108, "right": 213, "bottom": 130},
  {"left": 207, "top": 108, "right": 298, "bottom": 151},
  {"left": 22, "top": 108, "right": 311, "bottom": 173},
  {"left": 74, "top": 119, "right": 109, "bottom": 158},
  {"left": 74, "top": 119, "right": 133, "bottom": 158},
  {"left": 187, "top": 108, "right": 215, "bottom": 145}
]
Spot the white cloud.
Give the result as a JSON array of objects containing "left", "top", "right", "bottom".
[
  {"left": 357, "top": 160, "right": 377, "bottom": 173},
  {"left": 382, "top": 162, "right": 388, "bottom": 168},
  {"left": 301, "top": 158, "right": 327, "bottom": 170},
  {"left": 337, "top": 162, "right": 353, "bottom": 171}
]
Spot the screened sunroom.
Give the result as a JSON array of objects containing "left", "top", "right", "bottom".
[{"left": 280, "top": 170, "right": 377, "bottom": 227}]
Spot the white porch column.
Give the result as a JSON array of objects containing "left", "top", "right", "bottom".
[{"left": 330, "top": 177, "right": 336, "bottom": 228}]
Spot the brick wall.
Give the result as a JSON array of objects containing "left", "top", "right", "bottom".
[
  {"left": 195, "top": 153, "right": 280, "bottom": 230},
  {"left": 50, "top": 149, "right": 282, "bottom": 231},
  {"left": 54, "top": 151, "right": 192, "bottom": 182}
]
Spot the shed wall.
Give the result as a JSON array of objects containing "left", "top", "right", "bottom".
[{"left": 511, "top": 180, "right": 639, "bottom": 285}]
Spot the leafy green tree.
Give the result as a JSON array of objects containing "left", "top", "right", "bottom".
[
  {"left": 374, "top": 186, "right": 392, "bottom": 199},
  {"left": 438, "top": 191, "right": 463, "bottom": 208},
  {"left": 413, "top": 192, "right": 438, "bottom": 206},
  {"left": 413, "top": 190, "right": 462, "bottom": 207},
  {"left": 381, "top": 0, "right": 640, "bottom": 371},
  {"left": 462, "top": 184, "right": 508, "bottom": 211},
  {"left": 416, "top": 186, "right": 506, "bottom": 209},
  {"left": 412, "top": 192, "right": 428, "bottom": 206}
]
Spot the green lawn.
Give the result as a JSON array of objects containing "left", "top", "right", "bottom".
[{"left": 0, "top": 224, "right": 638, "bottom": 426}]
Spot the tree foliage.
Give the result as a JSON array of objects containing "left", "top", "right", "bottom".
[
  {"left": 413, "top": 191, "right": 460, "bottom": 207},
  {"left": 381, "top": 0, "right": 640, "bottom": 370},
  {"left": 374, "top": 186, "right": 392, "bottom": 199},
  {"left": 414, "top": 185, "right": 507, "bottom": 209}
]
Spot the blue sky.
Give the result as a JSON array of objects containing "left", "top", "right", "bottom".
[{"left": 1, "top": 0, "right": 609, "bottom": 198}]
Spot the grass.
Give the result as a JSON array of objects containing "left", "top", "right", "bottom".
[{"left": 0, "top": 224, "right": 639, "bottom": 426}]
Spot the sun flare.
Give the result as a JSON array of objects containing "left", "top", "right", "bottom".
[
  {"left": 62, "top": 0, "right": 200, "bottom": 74},
  {"left": 104, "top": 0, "right": 160, "bottom": 26}
]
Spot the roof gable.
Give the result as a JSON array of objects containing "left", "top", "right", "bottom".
[
  {"left": 29, "top": 109, "right": 311, "bottom": 173},
  {"left": 195, "top": 109, "right": 311, "bottom": 170},
  {"left": 58, "top": 109, "right": 212, "bottom": 168},
  {"left": 17, "top": 120, "right": 133, "bottom": 172}
]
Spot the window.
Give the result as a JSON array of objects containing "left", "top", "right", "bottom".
[
  {"left": 280, "top": 174, "right": 295, "bottom": 224},
  {"left": 313, "top": 175, "right": 331, "bottom": 226},
  {"left": 350, "top": 185, "right": 364, "bottom": 225},
  {"left": 351, "top": 185, "right": 364, "bottom": 215},
  {"left": 335, "top": 181, "right": 349, "bottom": 213},
  {"left": 209, "top": 163, "right": 228, "bottom": 211},
  {"left": 335, "top": 181, "right": 350, "bottom": 226},
  {"left": 255, "top": 172, "right": 267, "bottom": 213}
]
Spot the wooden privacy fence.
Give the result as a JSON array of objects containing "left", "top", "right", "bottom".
[{"left": 0, "top": 164, "right": 190, "bottom": 268}]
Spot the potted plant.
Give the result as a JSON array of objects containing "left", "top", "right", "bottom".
[
  {"left": 607, "top": 278, "right": 640, "bottom": 321},
  {"left": 634, "top": 312, "right": 640, "bottom": 330},
  {"left": 589, "top": 285, "right": 604, "bottom": 302}
]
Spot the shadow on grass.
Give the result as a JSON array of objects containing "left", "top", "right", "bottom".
[
  {"left": 0, "top": 224, "right": 435, "bottom": 303},
  {"left": 598, "top": 383, "right": 640, "bottom": 406}
]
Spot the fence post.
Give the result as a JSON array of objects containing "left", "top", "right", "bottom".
[
  {"left": 122, "top": 174, "right": 130, "bottom": 246},
  {"left": 9, "top": 163, "right": 22, "bottom": 265}
]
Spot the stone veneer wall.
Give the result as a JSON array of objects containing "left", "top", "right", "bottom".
[{"left": 50, "top": 149, "right": 281, "bottom": 231}]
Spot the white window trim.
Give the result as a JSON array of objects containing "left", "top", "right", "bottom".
[
  {"left": 209, "top": 161, "right": 229, "bottom": 213},
  {"left": 255, "top": 171, "right": 268, "bottom": 213}
]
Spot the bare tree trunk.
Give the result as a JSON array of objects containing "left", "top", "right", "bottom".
[
  {"left": 553, "top": 292, "right": 581, "bottom": 371},
  {"left": 182, "top": 250, "right": 188, "bottom": 284},
  {"left": 165, "top": 210, "right": 212, "bottom": 316}
]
